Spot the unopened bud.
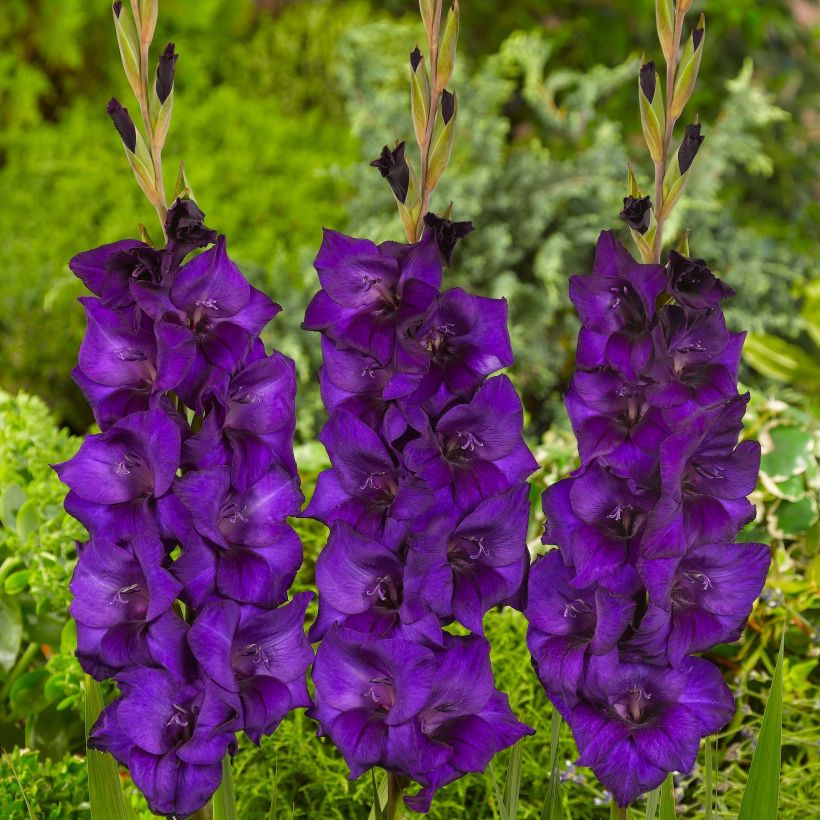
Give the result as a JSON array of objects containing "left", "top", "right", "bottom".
[
  {"left": 678, "top": 123, "right": 704, "bottom": 174},
  {"left": 113, "top": 1, "right": 122, "bottom": 17},
  {"left": 156, "top": 43, "right": 178, "bottom": 104},
  {"left": 639, "top": 61, "right": 656, "bottom": 104},
  {"left": 619, "top": 195, "right": 652, "bottom": 235},
  {"left": 410, "top": 46, "right": 423, "bottom": 72},
  {"left": 423, "top": 212, "right": 474, "bottom": 265},
  {"left": 370, "top": 143, "right": 411, "bottom": 204},
  {"left": 441, "top": 89, "right": 455, "bottom": 125},
  {"left": 106, "top": 98, "right": 137, "bottom": 153}
]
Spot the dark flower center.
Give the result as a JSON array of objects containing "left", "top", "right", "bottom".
[
  {"left": 606, "top": 503, "right": 636, "bottom": 538},
  {"left": 448, "top": 534, "right": 490, "bottom": 570},
  {"left": 613, "top": 684, "right": 655, "bottom": 724},
  {"left": 608, "top": 282, "right": 646, "bottom": 334},
  {"left": 365, "top": 574, "right": 401, "bottom": 609},
  {"left": 164, "top": 702, "right": 195, "bottom": 744},
  {"left": 671, "top": 569, "right": 713, "bottom": 609},
  {"left": 362, "top": 676, "right": 395, "bottom": 712},
  {"left": 362, "top": 275, "right": 399, "bottom": 315}
]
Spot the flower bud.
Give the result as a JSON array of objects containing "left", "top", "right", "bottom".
[
  {"left": 423, "top": 212, "right": 474, "bottom": 265},
  {"left": 638, "top": 60, "right": 664, "bottom": 163},
  {"left": 639, "top": 61, "right": 656, "bottom": 103},
  {"left": 410, "top": 46, "right": 423, "bottom": 72},
  {"left": 619, "top": 195, "right": 652, "bottom": 235},
  {"left": 436, "top": 1, "right": 459, "bottom": 93},
  {"left": 441, "top": 89, "right": 455, "bottom": 125},
  {"left": 670, "top": 14, "right": 705, "bottom": 118},
  {"left": 678, "top": 123, "right": 704, "bottom": 174},
  {"left": 156, "top": 43, "right": 178, "bottom": 105},
  {"left": 655, "top": 0, "right": 675, "bottom": 63},
  {"left": 112, "top": 1, "right": 141, "bottom": 98},
  {"left": 106, "top": 98, "right": 137, "bottom": 153},
  {"left": 113, "top": 1, "right": 122, "bottom": 16},
  {"left": 370, "top": 143, "right": 411, "bottom": 204}
]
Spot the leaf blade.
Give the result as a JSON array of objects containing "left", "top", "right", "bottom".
[{"left": 738, "top": 633, "right": 784, "bottom": 820}]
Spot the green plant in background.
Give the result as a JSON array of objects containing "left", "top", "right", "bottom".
[{"left": 0, "top": 391, "right": 86, "bottom": 760}]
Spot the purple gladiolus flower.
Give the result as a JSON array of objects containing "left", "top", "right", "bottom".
[
  {"left": 89, "top": 666, "right": 239, "bottom": 817},
  {"left": 526, "top": 231, "right": 769, "bottom": 806},
  {"left": 304, "top": 218, "right": 535, "bottom": 810},
  {"left": 59, "top": 207, "right": 307, "bottom": 815},
  {"left": 303, "top": 217, "right": 536, "bottom": 811}
]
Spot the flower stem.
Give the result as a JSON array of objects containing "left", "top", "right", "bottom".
[
  {"left": 414, "top": 0, "right": 445, "bottom": 240},
  {"left": 386, "top": 772, "right": 405, "bottom": 820},
  {"left": 610, "top": 804, "right": 629, "bottom": 820},
  {"left": 0, "top": 642, "right": 39, "bottom": 702},
  {"left": 129, "top": 0, "right": 168, "bottom": 235},
  {"left": 191, "top": 804, "right": 213, "bottom": 820},
  {"left": 651, "top": 4, "right": 685, "bottom": 263}
]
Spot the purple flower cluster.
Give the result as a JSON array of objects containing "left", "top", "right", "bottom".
[
  {"left": 55, "top": 200, "right": 312, "bottom": 817},
  {"left": 302, "top": 218, "right": 536, "bottom": 811},
  {"left": 526, "top": 232, "right": 770, "bottom": 806}
]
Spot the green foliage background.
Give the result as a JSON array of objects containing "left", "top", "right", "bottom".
[{"left": 0, "top": 0, "right": 817, "bottom": 817}]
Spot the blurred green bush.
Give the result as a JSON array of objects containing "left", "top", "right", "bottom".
[{"left": 1, "top": 0, "right": 817, "bottom": 438}]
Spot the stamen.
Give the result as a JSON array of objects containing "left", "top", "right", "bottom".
[
  {"left": 240, "top": 642, "right": 270, "bottom": 665},
  {"left": 366, "top": 576, "right": 391, "bottom": 601},
  {"left": 563, "top": 598, "right": 593, "bottom": 619},
  {"left": 114, "top": 452, "right": 141, "bottom": 476},
  {"left": 222, "top": 502, "right": 249, "bottom": 524},
  {"left": 682, "top": 570, "right": 713, "bottom": 590},
  {"left": 110, "top": 583, "right": 142, "bottom": 605},
  {"left": 360, "top": 471, "right": 388, "bottom": 491},
  {"left": 165, "top": 703, "right": 190, "bottom": 728},
  {"left": 467, "top": 536, "right": 488, "bottom": 560},
  {"left": 195, "top": 297, "right": 219, "bottom": 311},
  {"left": 115, "top": 347, "right": 147, "bottom": 362},
  {"left": 456, "top": 431, "right": 484, "bottom": 451}
]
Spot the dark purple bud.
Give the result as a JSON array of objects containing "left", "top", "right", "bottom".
[
  {"left": 369, "top": 142, "right": 410, "bottom": 204},
  {"left": 106, "top": 98, "right": 136, "bottom": 153},
  {"left": 678, "top": 123, "right": 705, "bottom": 175},
  {"left": 639, "top": 61, "right": 656, "bottom": 103},
  {"left": 156, "top": 43, "right": 178, "bottom": 104},
  {"left": 441, "top": 90, "right": 455, "bottom": 125},
  {"left": 693, "top": 26, "right": 704, "bottom": 51},
  {"left": 112, "top": 1, "right": 122, "bottom": 17},
  {"left": 619, "top": 195, "right": 652, "bottom": 235},
  {"left": 410, "top": 46, "right": 423, "bottom": 72},
  {"left": 423, "top": 212, "right": 475, "bottom": 265},
  {"left": 164, "top": 197, "right": 217, "bottom": 264}
]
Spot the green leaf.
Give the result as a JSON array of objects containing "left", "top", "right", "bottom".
[
  {"left": 659, "top": 773, "right": 676, "bottom": 819},
  {"left": 14, "top": 499, "right": 39, "bottom": 540},
  {"left": 0, "top": 484, "right": 26, "bottom": 528},
  {"left": 5, "top": 570, "right": 31, "bottom": 596},
  {"left": 0, "top": 595, "right": 23, "bottom": 673},
  {"left": 369, "top": 770, "right": 387, "bottom": 820},
  {"left": 84, "top": 676, "right": 131, "bottom": 820},
  {"left": 503, "top": 740, "right": 524, "bottom": 818},
  {"left": 704, "top": 736, "right": 714, "bottom": 820},
  {"left": 9, "top": 669, "right": 50, "bottom": 714},
  {"left": 645, "top": 785, "right": 660, "bottom": 819},
  {"left": 760, "top": 425, "right": 814, "bottom": 481},
  {"left": 655, "top": 0, "right": 675, "bottom": 62},
  {"left": 738, "top": 633, "right": 784, "bottom": 820},
  {"left": 743, "top": 333, "right": 820, "bottom": 389},
  {"left": 540, "top": 710, "right": 564, "bottom": 820},
  {"left": 212, "top": 754, "right": 238, "bottom": 820},
  {"left": 769, "top": 495, "right": 818, "bottom": 538}
]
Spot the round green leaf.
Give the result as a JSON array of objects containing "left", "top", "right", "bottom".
[
  {"left": 0, "top": 595, "right": 23, "bottom": 673},
  {"left": 760, "top": 425, "right": 814, "bottom": 481},
  {"left": 770, "top": 495, "right": 819, "bottom": 538}
]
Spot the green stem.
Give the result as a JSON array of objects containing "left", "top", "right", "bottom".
[
  {"left": 0, "top": 642, "right": 40, "bottom": 702},
  {"left": 651, "top": 4, "right": 685, "bottom": 262},
  {"left": 610, "top": 804, "right": 629, "bottom": 820},
  {"left": 386, "top": 772, "right": 404, "bottom": 820},
  {"left": 413, "top": 0, "right": 445, "bottom": 241},
  {"left": 191, "top": 804, "right": 213, "bottom": 820}
]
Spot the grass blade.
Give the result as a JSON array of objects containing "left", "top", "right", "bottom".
[
  {"left": 540, "top": 709, "right": 565, "bottom": 820},
  {"left": 267, "top": 755, "right": 278, "bottom": 820},
  {"left": 212, "top": 754, "right": 238, "bottom": 820},
  {"left": 644, "top": 785, "right": 660, "bottom": 819},
  {"left": 704, "top": 736, "right": 714, "bottom": 820},
  {"left": 369, "top": 769, "right": 387, "bottom": 820},
  {"left": 84, "top": 676, "right": 131, "bottom": 820},
  {"left": 658, "top": 774, "right": 675, "bottom": 819},
  {"left": 2, "top": 749, "right": 38, "bottom": 820},
  {"left": 490, "top": 761, "right": 511, "bottom": 820},
  {"left": 738, "top": 633, "right": 784, "bottom": 820},
  {"left": 503, "top": 740, "right": 525, "bottom": 818}
]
